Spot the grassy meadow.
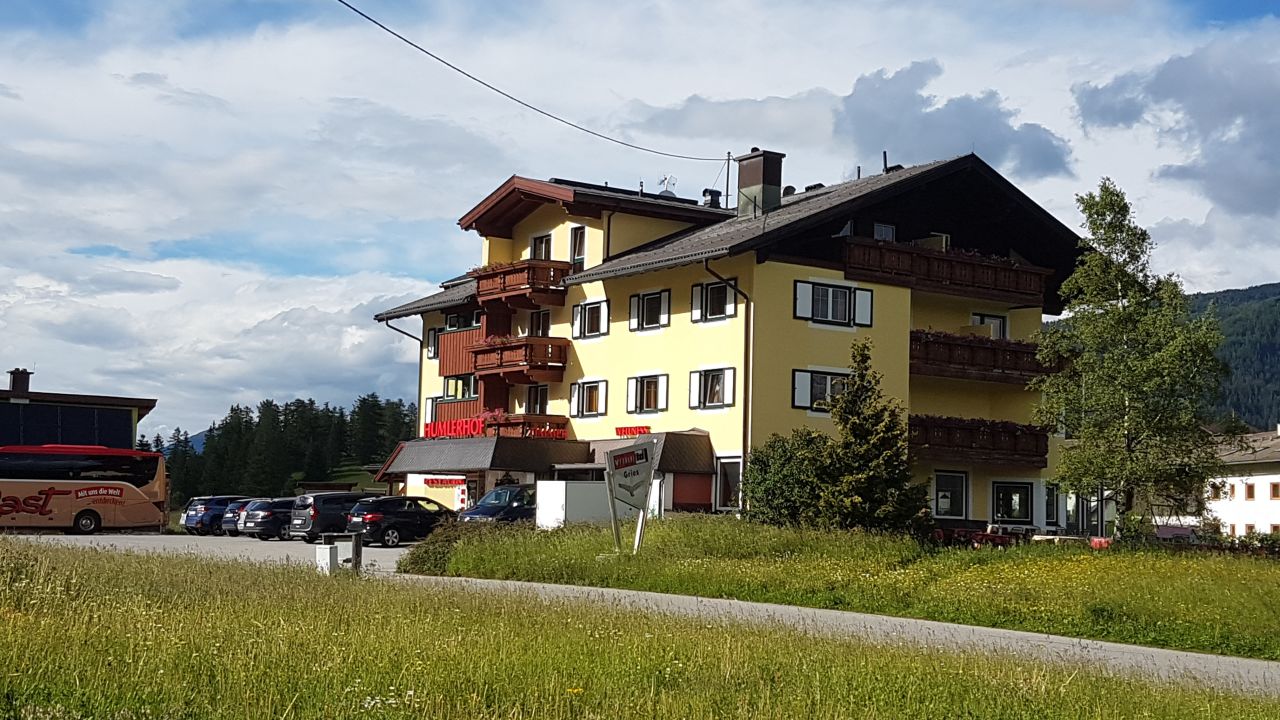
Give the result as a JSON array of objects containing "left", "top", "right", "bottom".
[
  {"left": 1, "top": 538, "right": 1277, "bottom": 719},
  {"left": 417, "top": 514, "right": 1280, "bottom": 660}
]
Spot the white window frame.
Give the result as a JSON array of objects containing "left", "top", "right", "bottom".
[
  {"left": 425, "top": 328, "right": 439, "bottom": 359},
  {"left": 442, "top": 374, "right": 478, "bottom": 402},
  {"left": 791, "top": 369, "right": 849, "bottom": 412},
  {"left": 531, "top": 233, "right": 552, "bottom": 261},
  {"left": 794, "top": 281, "right": 872, "bottom": 328},
  {"left": 570, "top": 225, "right": 586, "bottom": 273},
  {"left": 873, "top": 222, "right": 896, "bottom": 242},
  {"left": 572, "top": 300, "right": 609, "bottom": 339},
  {"left": 569, "top": 380, "right": 608, "bottom": 418},
  {"left": 972, "top": 312, "right": 1009, "bottom": 340},
  {"left": 691, "top": 280, "right": 737, "bottom": 323},
  {"left": 933, "top": 471, "right": 968, "bottom": 520},
  {"left": 629, "top": 290, "right": 671, "bottom": 331},
  {"left": 626, "top": 374, "right": 668, "bottom": 414},
  {"left": 689, "top": 367, "right": 735, "bottom": 409},
  {"left": 714, "top": 457, "right": 743, "bottom": 512},
  {"left": 526, "top": 385, "right": 549, "bottom": 415},
  {"left": 992, "top": 482, "right": 1035, "bottom": 525}
]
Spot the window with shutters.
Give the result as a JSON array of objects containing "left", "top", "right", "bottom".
[
  {"left": 444, "top": 312, "right": 481, "bottom": 331},
  {"left": 526, "top": 385, "right": 549, "bottom": 415},
  {"left": 793, "top": 281, "right": 872, "bottom": 327},
  {"left": 571, "top": 380, "right": 606, "bottom": 417},
  {"left": 791, "top": 370, "right": 849, "bottom": 411},
  {"left": 626, "top": 374, "right": 668, "bottom": 414},
  {"left": 570, "top": 226, "right": 586, "bottom": 273},
  {"left": 443, "top": 374, "right": 478, "bottom": 401},
  {"left": 691, "top": 280, "right": 736, "bottom": 323},
  {"left": 531, "top": 233, "right": 552, "bottom": 260},
  {"left": 688, "top": 368, "right": 735, "bottom": 409},
  {"left": 629, "top": 290, "right": 670, "bottom": 331},
  {"left": 572, "top": 301, "right": 608, "bottom": 338}
]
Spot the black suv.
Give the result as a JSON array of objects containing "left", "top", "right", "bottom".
[
  {"left": 289, "top": 491, "right": 380, "bottom": 543},
  {"left": 242, "top": 497, "right": 297, "bottom": 540},
  {"left": 347, "top": 496, "right": 455, "bottom": 547}
]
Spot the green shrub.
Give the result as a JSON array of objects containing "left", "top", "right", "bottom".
[{"left": 396, "top": 521, "right": 519, "bottom": 575}]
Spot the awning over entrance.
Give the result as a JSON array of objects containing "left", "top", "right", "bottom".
[
  {"left": 589, "top": 430, "right": 716, "bottom": 474},
  {"left": 383, "top": 436, "right": 591, "bottom": 475}
]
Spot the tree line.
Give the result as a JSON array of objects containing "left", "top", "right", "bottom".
[{"left": 140, "top": 394, "right": 417, "bottom": 504}]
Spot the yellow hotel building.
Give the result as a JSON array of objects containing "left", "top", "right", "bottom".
[{"left": 376, "top": 150, "right": 1080, "bottom": 531}]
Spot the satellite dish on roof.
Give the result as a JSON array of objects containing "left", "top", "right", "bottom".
[{"left": 657, "top": 174, "right": 678, "bottom": 197}]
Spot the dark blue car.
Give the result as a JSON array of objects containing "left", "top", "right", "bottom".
[
  {"left": 459, "top": 485, "right": 535, "bottom": 523},
  {"left": 182, "top": 495, "right": 249, "bottom": 536}
]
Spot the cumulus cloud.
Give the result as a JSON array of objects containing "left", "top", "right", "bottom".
[
  {"left": 626, "top": 60, "right": 1073, "bottom": 180},
  {"left": 1072, "top": 26, "right": 1280, "bottom": 216}
]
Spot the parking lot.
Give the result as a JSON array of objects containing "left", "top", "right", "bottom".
[{"left": 19, "top": 532, "right": 410, "bottom": 574}]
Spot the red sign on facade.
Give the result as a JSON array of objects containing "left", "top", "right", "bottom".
[
  {"left": 529, "top": 427, "right": 569, "bottom": 440},
  {"left": 423, "top": 418, "right": 485, "bottom": 439},
  {"left": 615, "top": 426, "right": 651, "bottom": 438}
]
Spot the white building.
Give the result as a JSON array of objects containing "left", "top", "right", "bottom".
[{"left": 1207, "top": 427, "right": 1280, "bottom": 537}]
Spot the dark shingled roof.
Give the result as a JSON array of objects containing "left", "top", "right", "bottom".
[
  {"left": 374, "top": 278, "right": 477, "bottom": 322},
  {"left": 1221, "top": 431, "right": 1280, "bottom": 466},
  {"left": 566, "top": 158, "right": 955, "bottom": 285},
  {"left": 384, "top": 436, "right": 591, "bottom": 474}
]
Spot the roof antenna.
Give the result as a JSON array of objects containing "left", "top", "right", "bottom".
[
  {"left": 882, "top": 150, "right": 888, "bottom": 173},
  {"left": 639, "top": 179, "right": 644, "bottom": 195},
  {"left": 856, "top": 165, "right": 861, "bottom": 180}
]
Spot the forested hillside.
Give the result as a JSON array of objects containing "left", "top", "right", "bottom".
[
  {"left": 1190, "top": 283, "right": 1280, "bottom": 430},
  {"left": 155, "top": 394, "right": 417, "bottom": 503}
]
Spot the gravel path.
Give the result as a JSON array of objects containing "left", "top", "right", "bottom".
[{"left": 19, "top": 533, "right": 1280, "bottom": 695}]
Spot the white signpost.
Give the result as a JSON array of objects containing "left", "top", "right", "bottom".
[{"left": 604, "top": 439, "right": 657, "bottom": 555}]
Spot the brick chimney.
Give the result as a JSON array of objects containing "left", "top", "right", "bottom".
[
  {"left": 7, "top": 368, "right": 31, "bottom": 394},
  {"left": 735, "top": 147, "right": 785, "bottom": 217}
]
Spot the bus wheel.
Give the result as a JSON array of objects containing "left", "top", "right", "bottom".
[{"left": 73, "top": 511, "right": 101, "bottom": 535}]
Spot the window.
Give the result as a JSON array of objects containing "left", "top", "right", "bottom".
[
  {"left": 569, "top": 380, "right": 607, "bottom": 418},
  {"left": 717, "top": 459, "right": 742, "bottom": 510},
  {"left": 445, "top": 311, "right": 481, "bottom": 331},
  {"left": 627, "top": 375, "right": 668, "bottom": 414},
  {"left": 689, "top": 368, "right": 735, "bottom": 409},
  {"left": 1245, "top": 524, "right": 1256, "bottom": 535},
  {"left": 1272, "top": 482, "right": 1280, "bottom": 500},
  {"left": 530, "top": 310, "right": 551, "bottom": 338},
  {"left": 1272, "top": 525, "right": 1280, "bottom": 535},
  {"left": 570, "top": 226, "right": 586, "bottom": 273},
  {"left": 425, "top": 328, "right": 439, "bottom": 359},
  {"left": 993, "top": 482, "right": 1033, "bottom": 524},
  {"left": 1230, "top": 484, "right": 1237, "bottom": 500},
  {"left": 629, "top": 290, "right": 670, "bottom": 331},
  {"left": 691, "top": 280, "right": 737, "bottom": 322},
  {"left": 531, "top": 234, "right": 552, "bottom": 260},
  {"left": 1210, "top": 484, "right": 1224, "bottom": 500},
  {"left": 972, "top": 313, "right": 1009, "bottom": 340},
  {"left": 443, "top": 375, "right": 477, "bottom": 401},
  {"left": 934, "top": 471, "right": 967, "bottom": 519},
  {"left": 791, "top": 370, "right": 849, "bottom": 411},
  {"left": 1230, "top": 523, "right": 1237, "bottom": 536},
  {"left": 1245, "top": 483, "right": 1256, "bottom": 500},
  {"left": 572, "top": 301, "right": 609, "bottom": 338},
  {"left": 794, "top": 281, "right": 872, "bottom": 327},
  {"left": 1045, "top": 484, "right": 1059, "bottom": 524},
  {"left": 526, "top": 385, "right": 549, "bottom": 415},
  {"left": 873, "top": 223, "right": 896, "bottom": 241}
]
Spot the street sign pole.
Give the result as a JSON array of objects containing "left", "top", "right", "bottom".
[
  {"left": 631, "top": 473, "right": 655, "bottom": 555},
  {"left": 605, "top": 439, "right": 657, "bottom": 555},
  {"left": 604, "top": 467, "right": 623, "bottom": 554}
]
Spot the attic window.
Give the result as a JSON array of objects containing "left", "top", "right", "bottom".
[{"left": 873, "top": 223, "right": 896, "bottom": 242}]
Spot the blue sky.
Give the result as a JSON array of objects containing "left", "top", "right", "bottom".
[{"left": 2, "top": 0, "right": 1279, "bottom": 436}]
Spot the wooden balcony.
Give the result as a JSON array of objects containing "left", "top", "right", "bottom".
[
  {"left": 469, "top": 337, "right": 571, "bottom": 384},
  {"left": 910, "top": 330, "right": 1048, "bottom": 384},
  {"left": 470, "top": 259, "right": 573, "bottom": 308},
  {"left": 909, "top": 415, "right": 1049, "bottom": 468},
  {"left": 845, "top": 239, "right": 1052, "bottom": 307},
  {"left": 487, "top": 414, "right": 570, "bottom": 440}
]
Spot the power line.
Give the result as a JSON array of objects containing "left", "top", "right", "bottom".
[{"left": 332, "top": 0, "right": 724, "bottom": 163}]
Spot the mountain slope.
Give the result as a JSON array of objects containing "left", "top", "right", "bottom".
[{"left": 1190, "top": 283, "right": 1280, "bottom": 430}]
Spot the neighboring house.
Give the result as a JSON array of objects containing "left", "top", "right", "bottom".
[
  {"left": 1206, "top": 427, "right": 1280, "bottom": 537},
  {"left": 375, "top": 149, "right": 1080, "bottom": 529},
  {"left": 0, "top": 368, "right": 156, "bottom": 450}
]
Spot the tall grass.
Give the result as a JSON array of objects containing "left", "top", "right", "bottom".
[
  {"left": 2, "top": 538, "right": 1277, "bottom": 719},
  {"left": 431, "top": 514, "right": 1280, "bottom": 660}
]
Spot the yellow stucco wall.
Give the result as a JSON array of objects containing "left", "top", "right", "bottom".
[
  {"left": 483, "top": 205, "right": 694, "bottom": 270},
  {"left": 417, "top": 309, "right": 443, "bottom": 429},
  {"left": 910, "top": 291, "right": 1041, "bottom": 342},
  {"left": 747, "top": 261, "right": 911, "bottom": 448}
]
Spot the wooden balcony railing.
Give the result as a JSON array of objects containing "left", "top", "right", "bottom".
[
  {"left": 487, "top": 414, "right": 570, "bottom": 440},
  {"left": 908, "top": 415, "right": 1049, "bottom": 468},
  {"left": 469, "top": 337, "right": 571, "bottom": 384},
  {"left": 845, "top": 239, "right": 1052, "bottom": 306},
  {"left": 909, "top": 330, "right": 1048, "bottom": 384},
  {"left": 470, "top": 259, "right": 573, "bottom": 307}
]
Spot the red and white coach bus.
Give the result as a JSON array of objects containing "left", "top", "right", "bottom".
[{"left": 0, "top": 444, "right": 168, "bottom": 534}]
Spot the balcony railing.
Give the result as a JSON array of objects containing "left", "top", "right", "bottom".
[
  {"left": 487, "top": 413, "right": 570, "bottom": 440},
  {"left": 469, "top": 336, "right": 571, "bottom": 384},
  {"left": 845, "top": 239, "right": 1052, "bottom": 306},
  {"left": 909, "top": 330, "right": 1048, "bottom": 384},
  {"left": 908, "top": 415, "right": 1049, "bottom": 468},
  {"left": 470, "top": 259, "right": 573, "bottom": 307}
]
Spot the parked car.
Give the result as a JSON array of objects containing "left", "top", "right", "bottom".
[
  {"left": 182, "top": 495, "right": 250, "bottom": 535},
  {"left": 459, "top": 485, "right": 535, "bottom": 523},
  {"left": 289, "top": 491, "right": 380, "bottom": 543},
  {"left": 220, "top": 499, "right": 257, "bottom": 537},
  {"left": 346, "top": 496, "right": 455, "bottom": 547},
  {"left": 241, "top": 497, "right": 297, "bottom": 540}
]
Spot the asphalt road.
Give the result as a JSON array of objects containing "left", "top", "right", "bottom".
[
  {"left": 23, "top": 531, "right": 410, "bottom": 574},
  {"left": 18, "top": 533, "right": 1280, "bottom": 695}
]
